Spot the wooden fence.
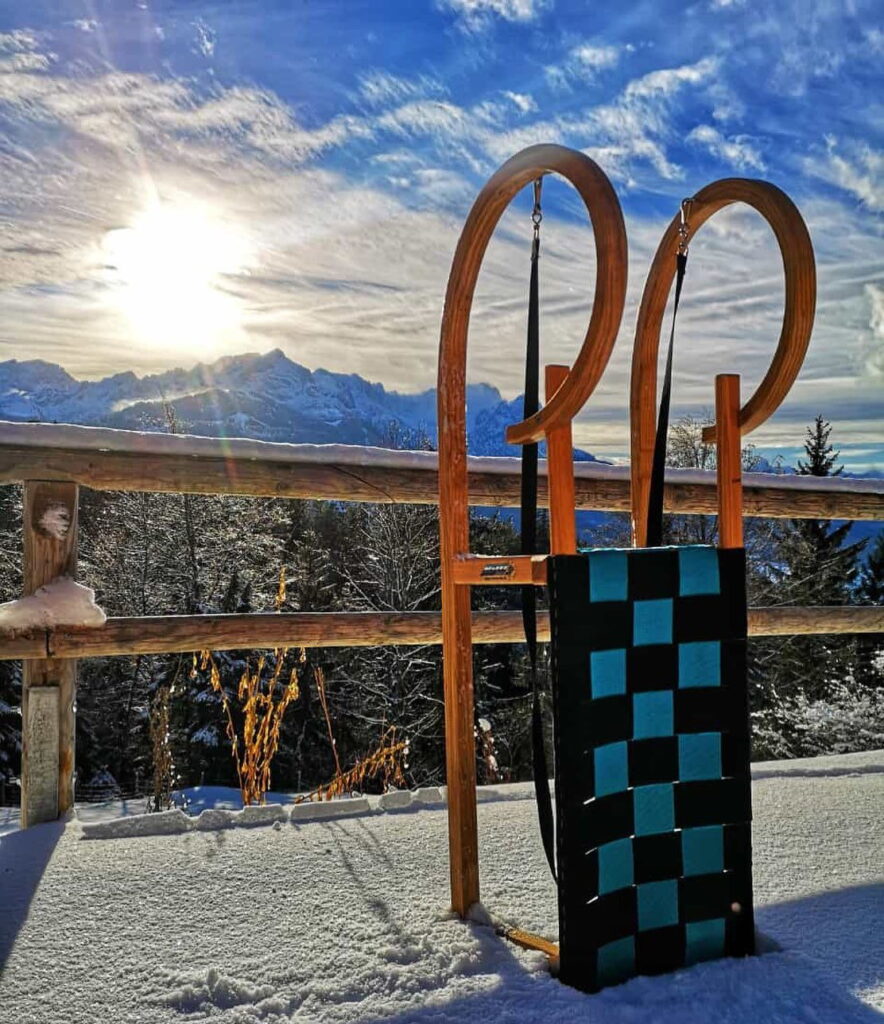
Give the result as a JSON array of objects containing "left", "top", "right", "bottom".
[{"left": 1, "top": 421, "right": 882, "bottom": 827}]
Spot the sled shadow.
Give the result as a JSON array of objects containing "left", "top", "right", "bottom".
[
  {"left": 0, "top": 819, "right": 65, "bottom": 972},
  {"left": 375, "top": 882, "right": 884, "bottom": 1023},
  {"left": 757, "top": 881, "right": 884, "bottom": 998}
]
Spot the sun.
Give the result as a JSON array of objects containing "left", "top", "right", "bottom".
[{"left": 102, "top": 201, "right": 252, "bottom": 355}]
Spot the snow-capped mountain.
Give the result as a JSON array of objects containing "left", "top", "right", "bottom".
[{"left": 0, "top": 349, "right": 600, "bottom": 459}]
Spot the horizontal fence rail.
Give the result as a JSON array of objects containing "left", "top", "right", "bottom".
[
  {"left": 1, "top": 606, "right": 881, "bottom": 661},
  {"left": 2, "top": 421, "right": 881, "bottom": 830},
  {"left": 0, "top": 421, "right": 882, "bottom": 519}
]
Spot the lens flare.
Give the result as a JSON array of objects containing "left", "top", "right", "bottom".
[{"left": 102, "top": 202, "right": 251, "bottom": 354}]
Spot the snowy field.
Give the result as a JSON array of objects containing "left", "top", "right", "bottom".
[{"left": 0, "top": 750, "right": 881, "bottom": 1024}]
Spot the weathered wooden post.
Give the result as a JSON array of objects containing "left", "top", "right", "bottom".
[{"left": 21, "top": 481, "right": 78, "bottom": 826}]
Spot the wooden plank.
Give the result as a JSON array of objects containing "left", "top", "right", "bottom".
[
  {"left": 2, "top": 605, "right": 881, "bottom": 662},
  {"left": 745, "top": 605, "right": 884, "bottom": 637},
  {"left": 451, "top": 555, "right": 548, "bottom": 587},
  {"left": 0, "top": 438, "right": 881, "bottom": 521},
  {"left": 21, "top": 480, "right": 78, "bottom": 826},
  {"left": 545, "top": 365, "right": 577, "bottom": 555},
  {"left": 501, "top": 926, "right": 560, "bottom": 959},
  {"left": 23, "top": 687, "right": 59, "bottom": 824},
  {"left": 716, "top": 374, "right": 743, "bottom": 549}
]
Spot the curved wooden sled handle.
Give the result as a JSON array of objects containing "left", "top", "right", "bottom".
[
  {"left": 436, "top": 143, "right": 627, "bottom": 915},
  {"left": 630, "top": 178, "right": 816, "bottom": 547},
  {"left": 439, "top": 142, "right": 628, "bottom": 463}
]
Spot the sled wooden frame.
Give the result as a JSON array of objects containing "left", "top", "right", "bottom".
[
  {"left": 631, "top": 179, "right": 816, "bottom": 547},
  {"left": 437, "top": 143, "right": 628, "bottom": 922},
  {"left": 437, "top": 163, "right": 818, "bottom": 952}
]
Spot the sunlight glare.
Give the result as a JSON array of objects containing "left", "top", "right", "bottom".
[{"left": 102, "top": 202, "right": 252, "bottom": 355}]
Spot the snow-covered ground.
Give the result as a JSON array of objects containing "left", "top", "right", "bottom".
[{"left": 0, "top": 751, "right": 881, "bottom": 1024}]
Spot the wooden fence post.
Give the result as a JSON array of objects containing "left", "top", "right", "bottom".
[
  {"left": 21, "top": 480, "right": 78, "bottom": 827},
  {"left": 716, "top": 375, "right": 744, "bottom": 549}
]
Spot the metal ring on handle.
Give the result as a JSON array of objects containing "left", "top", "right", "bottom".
[{"left": 630, "top": 177, "right": 816, "bottom": 547}]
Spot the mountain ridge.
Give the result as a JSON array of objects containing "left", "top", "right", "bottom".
[{"left": 0, "top": 349, "right": 600, "bottom": 460}]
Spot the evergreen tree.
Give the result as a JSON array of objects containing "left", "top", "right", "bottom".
[
  {"left": 752, "top": 417, "right": 865, "bottom": 709},
  {"left": 855, "top": 530, "right": 884, "bottom": 689},
  {"left": 797, "top": 415, "right": 843, "bottom": 477},
  {"left": 776, "top": 416, "right": 864, "bottom": 607},
  {"left": 857, "top": 531, "right": 884, "bottom": 606}
]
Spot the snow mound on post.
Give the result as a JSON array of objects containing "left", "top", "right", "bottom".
[
  {"left": 0, "top": 576, "right": 106, "bottom": 631},
  {"left": 236, "top": 803, "right": 287, "bottom": 827},
  {"left": 289, "top": 797, "right": 371, "bottom": 822},
  {"left": 195, "top": 808, "right": 238, "bottom": 830},
  {"left": 378, "top": 790, "right": 413, "bottom": 811},
  {"left": 81, "top": 808, "right": 192, "bottom": 840}
]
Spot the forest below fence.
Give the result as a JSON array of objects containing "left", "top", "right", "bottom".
[{"left": 0, "top": 415, "right": 882, "bottom": 806}]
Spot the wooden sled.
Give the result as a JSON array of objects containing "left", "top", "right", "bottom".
[{"left": 437, "top": 150, "right": 816, "bottom": 986}]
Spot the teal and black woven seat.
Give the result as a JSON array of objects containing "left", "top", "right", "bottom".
[{"left": 547, "top": 545, "right": 755, "bottom": 992}]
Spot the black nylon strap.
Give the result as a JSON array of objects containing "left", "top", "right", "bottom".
[
  {"left": 646, "top": 252, "right": 688, "bottom": 548},
  {"left": 522, "top": 211, "right": 556, "bottom": 880}
]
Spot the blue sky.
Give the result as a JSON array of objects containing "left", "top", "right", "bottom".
[{"left": 0, "top": 0, "right": 881, "bottom": 466}]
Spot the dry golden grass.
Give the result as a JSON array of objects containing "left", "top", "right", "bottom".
[
  {"left": 313, "top": 666, "right": 342, "bottom": 778},
  {"left": 296, "top": 663, "right": 408, "bottom": 802},
  {"left": 296, "top": 723, "right": 408, "bottom": 803},
  {"left": 198, "top": 567, "right": 406, "bottom": 806},
  {"left": 148, "top": 683, "right": 173, "bottom": 812},
  {"left": 198, "top": 647, "right": 301, "bottom": 805}
]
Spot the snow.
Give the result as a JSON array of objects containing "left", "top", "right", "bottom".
[
  {"left": 0, "top": 751, "right": 881, "bottom": 1023},
  {"left": 190, "top": 724, "right": 221, "bottom": 746},
  {"left": 0, "top": 576, "right": 106, "bottom": 632},
  {"left": 379, "top": 789, "right": 414, "bottom": 810},
  {"left": 80, "top": 807, "right": 193, "bottom": 840},
  {"left": 3, "top": 419, "right": 881, "bottom": 493},
  {"left": 193, "top": 807, "right": 237, "bottom": 831},
  {"left": 289, "top": 796, "right": 371, "bottom": 821},
  {"left": 38, "top": 501, "right": 71, "bottom": 540},
  {"left": 237, "top": 804, "right": 288, "bottom": 828}
]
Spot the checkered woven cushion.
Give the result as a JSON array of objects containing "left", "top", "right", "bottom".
[{"left": 547, "top": 546, "right": 755, "bottom": 993}]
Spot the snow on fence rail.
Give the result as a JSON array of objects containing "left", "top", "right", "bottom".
[
  {"left": 0, "top": 419, "right": 882, "bottom": 519},
  {"left": 0, "top": 420, "right": 881, "bottom": 831}
]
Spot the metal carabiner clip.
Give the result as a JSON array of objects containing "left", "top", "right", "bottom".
[
  {"left": 677, "top": 197, "right": 694, "bottom": 256},
  {"left": 532, "top": 176, "right": 543, "bottom": 227}
]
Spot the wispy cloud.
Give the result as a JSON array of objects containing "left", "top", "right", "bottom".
[
  {"left": 622, "top": 57, "right": 719, "bottom": 102},
  {"left": 0, "top": 1, "right": 881, "bottom": 464},
  {"left": 574, "top": 58, "right": 721, "bottom": 184},
  {"left": 805, "top": 137, "right": 883, "bottom": 212},
  {"left": 501, "top": 90, "right": 537, "bottom": 113},
  {"left": 437, "top": 0, "right": 549, "bottom": 29},
  {"left": 478, "top": 57, "right": 723, "bottom": 186},
  {"left": 545, "top": 40, "right": 629, "bottom": 89},
  {"left": 687, "top": 124, "right": 765, "bottom": 171},
  {"left": 357, "top": 70, "right": 446, "bottom": 108},
  {"left": 864, "top": 283, "right": 884, "bottom": 376}
]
